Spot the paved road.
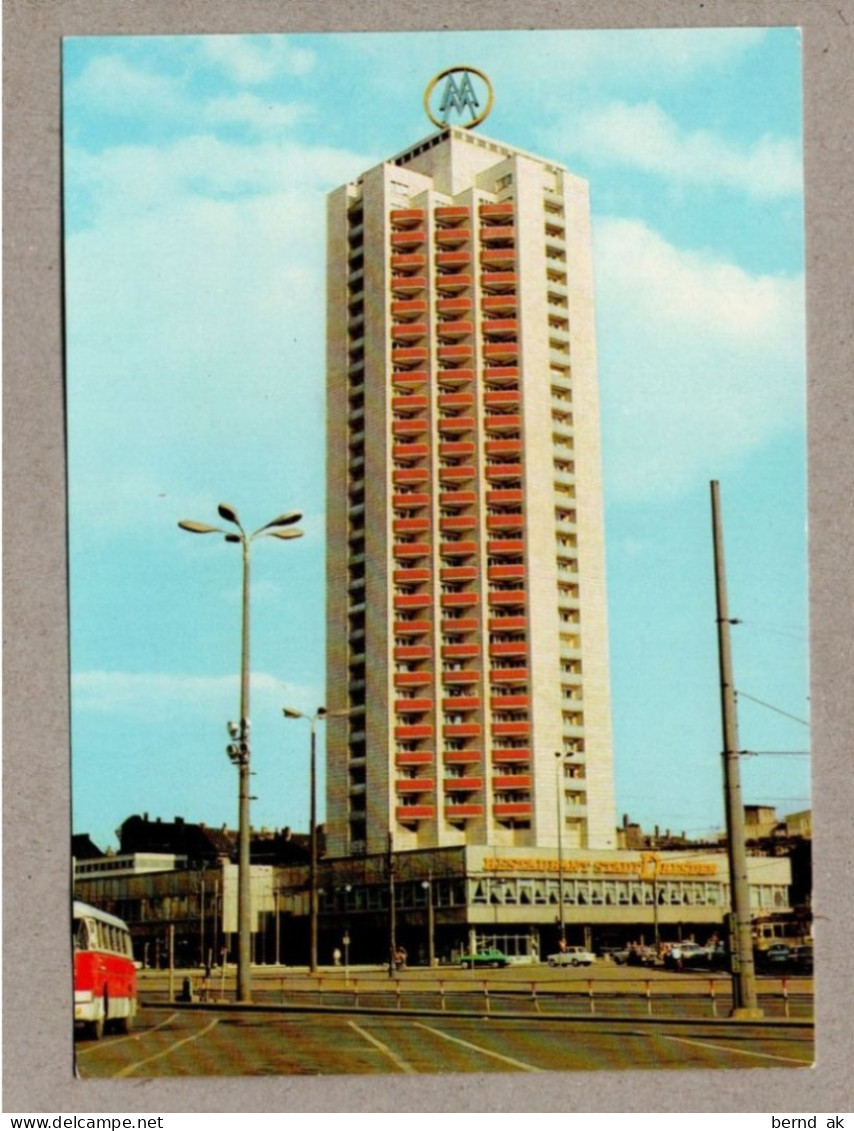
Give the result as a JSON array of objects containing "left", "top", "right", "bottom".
[{"left": 76, "top": 1006, "right": 814, "bottom": 1078}]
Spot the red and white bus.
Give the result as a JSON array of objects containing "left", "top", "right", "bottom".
[{"left": 73, "top": 900, "right": 137, "bottom": 1039}]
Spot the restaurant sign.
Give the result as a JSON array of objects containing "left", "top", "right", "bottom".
[{"left": 483, "top": 853, "right": 718, "bottom": 879}]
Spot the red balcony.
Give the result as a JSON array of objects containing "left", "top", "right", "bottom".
[
  {"left": 481, "top": 248, "right": 516, "bottom": 268},
  {"left": 440, "top": 491, "right": 476, "bottom": 508},
  {"left": 440, "top": 540, "right": 477, "bottom": 557},
  {"left": 392, "top": 443, "right": 429, "bottom": 462},
  {"left": 439, "top": 441, "right": 475, "bottom": 459},
  {"left": 482, "top": 319, "right": 518, "bottom": 338},
  {"left": 480, "top": 272, "right": 517, "bottom": 291},
  {"left": 486, "top": 439, "right": 522, "bottom": 456},
  {"left": 487, "top": 514, "right": 523, "bottom": 532},
  {"left": 485, "top": 461, "right": 523, "bottom": 481},
  {"left": 492, "top": 747, "right": 531, "bottom": 763},
  {"left": 438, "top": 391, "right": 474, "bottom": 410},
  {"left": 392, "top": 322, "right": 427, "bottom": 341},
  {"left": 437, "top": 297, "right": 472, "bottom": 315},
  {"left": 436, "top": 205, "right": 470, "bottom": 223},
  {"left": 493, "top": 801, "right": 532, "bottom": 818},
  {"left": 483, "top": 342, "right": 518, "bottom": 362},
  {"left": 391, "top": 208, "right": 425, "bottom": 227},
  {"left": 391, "top": 274, "right": 427, "bottom": 295},
  {"left": 482, "top": 295, "right": 517, "bottom": 314},
  {"left": 442, "top": 696, "right": 480, "bottom": 711},
  {"left": 394, "top": 671, "right": 432, "bottom": 688},
  {"left": 485, "top": 390, "right": 519, "bottom": 409},
  {"left": 395, "top": 645, "right": 432, "bottom": 661},
  {"left": 392, "top": 369, "right": 428, "bottom": 389},
  {"left": 392, "top": 419, "right": 429, "bottom": 438},
  {"left": 439, "top": 465, "right": 475, "bottom": 483},
  {"left": 444, "top": 803, "right": 483, "bottom": 819},
  {"left": 395, "top": 749, "right": 434, "bottom": 765},
  {"left": 392, "top": 394, "right": 429, "bottom": 413},
  {"left": 438, "top": 344, "right": 474, "bottom": 362},
  {"left": 393, "top": 541, "right": 431, "bottom": 559},
  {"left": 394, "top": 592, "right": 431, "bottom": 609},
  {"left": 489, "top": 615, "right": 526, "bottom": 633},
  {"left": 441, "top": 617, "right": 477, "bottom": 633},
  {"left": 479, "top": 202, "right": 514, "bottom": 220},
  {"left": 443, "top": 723, "right": 481, "bottom": 739},
  {"left": 393, "top": 517, "right": 430, "bottom": 533},
  {"left": 396, "top": 777, "right": 434, "bottom": 793},
  {"left": 493, "top": 774, "right": 531, "bottom": 790},
  {"left": 438, "top": 415, "right": 475, "bottom": 434},
  {"left": 441, "top": 515, "right": 477, "bottom": 532},
  {"left": 436, "top": 228, "right": 471, "bottom": 246},
  {"left": 442, "top": 643, "right": 480, "bottom": 659},
  {"left": 490, "top": 641, "right": 527, "bottom": 658},
  {"left": 392, "top": 492, "right": 429, "bottom": 509},
  {"left": 490, "top": 694, "right": 529, "bottom": 710},
  {"left": 443, "top": 748, "right": 482, "bottom": 764},
  {"left": 395, "top": 567, "right": 431, "bottom": 583},
  {"left": 435, "top": 273, "right": 472, "bottom": 293},
  {"left": 442, "top": 565, "right": 478, "bottom": 581},
  {"left": 396, "top": 805, "right": 434, "bottom": 821},
  {"left": 395, "top": 724, "right": 433, "bottom": 741},
  {"left": 488, "top": 590, "right": 525, "bottom": 607},
  {"left": 391, "top": 253, "right": 426, "bottom": 272},
  {"left": 488, "top": 564, "right": 526, "bottom": 580},
  {"left": 392, "top": 299, "right": 428, "bottom": 319},
  {"left": 480, "top": 225, "right": 515, "bottom": 242},
  {"left": 441, "top": 590, "right": 478, "bottom": 607},
  {"left": 492, "top": 721, "right": 530, "bottom": 737},
  {"left": 391, "top": 229, "right": 426, "bottom": 248},
  {"left": 488, "top": 539, "right": 525, "bottom": 556},
  {"left": 436, "top": 251, "right": 471, "bottom": 268},
  {"left": 489, "top": 666, "right": 528, "bottom": 684},
  {"left": 437, "top": 367, "right": 474, "bottom": 387},
  {"left": 443, "top": 776, "right": 483, "bottom": 791},
  {"left": 442, "top": 669, "right": 479, "bottom": 685},
  {"left": 394, "top": 619, "right": 431, "bottom": 636},
  {"left": 437, "top": 320, "right": 473, "bottom": 339},
  {"left": 483, "top": 365, "right": 519, "bottom": 385},
  {"left": 487, "top": 489, "right": 523, "bottom": 505},
  {"left": 393, "top": 346, "right": 429, "bottom": 365},
  {"left": 393, "top": 468, "right": 429, "bottom": 485},
  {"left": 395, "top": 698, "right": 433, "bottom": 713}
]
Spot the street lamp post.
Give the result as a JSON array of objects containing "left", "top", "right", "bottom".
[
  {"left": 555, "top": 751, "right": 566, "bottom": 947},
  {"left": 282, "top": 705, "right": 350, "bottom": 974},
  {"left": 179, "top": 502, "right": 303, "bottom": 1003},
  {"left": 421, "top": 875, "right": 435, "bottom": 967}
]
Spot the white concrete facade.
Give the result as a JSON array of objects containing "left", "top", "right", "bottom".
[{"left": 327, "top": 128, "right": 617, "bottom": 857}]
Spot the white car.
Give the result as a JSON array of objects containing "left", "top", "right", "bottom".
[{"left": 547, "top": 946, "right": 596, "bottom": 967}]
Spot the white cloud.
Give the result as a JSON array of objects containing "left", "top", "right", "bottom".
[
  {"left": 198, "top": 35, "right": 315, "bottom": 85},
  {"left": 559, "top": 101, "right": 801, "bottom": 198},
  {"left": 72, "top": 669, "right": 319, "bottom": 717},
  {"left": 594, "top": 218, "right": 805, "bottom": 501}
]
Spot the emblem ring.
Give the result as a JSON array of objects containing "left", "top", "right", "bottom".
[{"left": 423, "top": 65, "right": 494, "bottom": 130}]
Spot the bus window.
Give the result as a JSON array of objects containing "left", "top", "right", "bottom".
[{"left": 73, "top": 918, "right": 90, "bottom": 951}]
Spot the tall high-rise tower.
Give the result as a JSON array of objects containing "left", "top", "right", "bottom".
[{"left": 326, "top": 119, "right": 617, "bottom": 857}]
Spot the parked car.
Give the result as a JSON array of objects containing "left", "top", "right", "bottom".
[
  {"left": 789, "top": 945, "right": 814, "bottom": 974},
  {"left": 759, "top": 943, "right": 792, "bottom": 971},
  {"left": 459, "top": 947, "right": 510, "bottom": 969},
  {"left": 547, "top": 946, "right": 596, "bottom": 967},
  {"left": 664, "top": 942, "right": 708, "bottom": 969}
]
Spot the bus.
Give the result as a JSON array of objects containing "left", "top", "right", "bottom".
[
  {"left": 751, "top": 910, "right": 813, "bottom": 952},
  {"left": 73, "top": 900, "right": 137, "bottom": 1039}
]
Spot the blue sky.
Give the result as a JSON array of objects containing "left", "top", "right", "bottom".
[{"left": 63, "top": 28, "right": 809, "bottom": 850}]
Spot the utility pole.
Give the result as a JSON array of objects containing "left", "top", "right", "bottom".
[
  {"left": 711, "top": 480, "right": 763, "bottom": 1019},
  {"left": 387, "top": 832, "right": 397, "bottom": 977}
]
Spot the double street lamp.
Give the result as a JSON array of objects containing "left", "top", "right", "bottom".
[
  {"left": 179, "top": 502, "right": 303, "bottom": 1003},
  {"left": 282, "top": 705, "right": 350, "bottom": 973}
]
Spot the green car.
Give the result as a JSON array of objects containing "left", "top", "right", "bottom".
[{"left": 459, "top": 947, "right": 510, "bottom": 969}]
